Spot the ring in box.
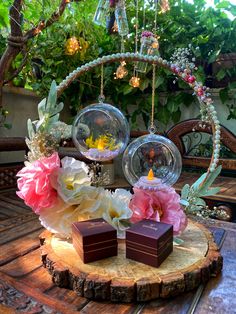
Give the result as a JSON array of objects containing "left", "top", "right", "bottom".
[
  {"left": 126, "top": 219, "right": 173, "bottom": 267},
  {"left": 72, "top": 218, "right": 117, "bottom": 263}
]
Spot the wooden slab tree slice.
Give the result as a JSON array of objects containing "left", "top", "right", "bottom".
[{"left": 40, "top": 219, "right": 223, "bottom": 302}]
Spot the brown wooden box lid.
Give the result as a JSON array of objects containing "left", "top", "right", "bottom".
[
  {"left": 72, "top": 218, "right": 117, "bottom": 247},
  {"left": 126, "top": 219, "right": 173, "bottom": 249}
]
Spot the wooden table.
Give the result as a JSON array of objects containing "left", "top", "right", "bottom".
[{"left": 0, "top": 189, "right": 236, "bottom": 314}]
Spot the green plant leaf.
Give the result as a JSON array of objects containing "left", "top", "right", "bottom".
[
  {"left": 155, "top": 76, "right": 164, "bottom": 89},
  {"left": 216, "top": 69, "right": 226, "bottom": 81},
  {"left": 180, "top": 199, "right": 189, "bottom": 207},
  {"left": 192, "top": 172, "right": 208, "bottom": 191},
  {"left": 158, "top": 106, "right": 170, "bottom": 125},
  {"left": 3, "top": 123, "right": 12, "bottom": 129},
  {"left": 38, "top": 98, "right": 47, "bottom": 119},
  {"left": 216, "top": 1, "right": 231, "bottom": 9},
  {"left": 167, "top": 99, "right": 178, "bottom": 113},
  {"left": 198, "top": 166, "right": 222, "bottom": 194},
  {"left": 123, "top": 84, "right": 133, "bottom": 95},
  {"left": 173, "top": 237, "right": 184, "bottom": 246},
  {"left": 27, "top": 119, "right": 35, "bottom": 139},
  {"left": 201, "top": 187, "right": 221, "bottom": 196},
  {"left": 195, "top": 198, "right": 206, "bottom": 206},
  {"left": 219, "top": 88, "right": 229, "bottom": 104},
  {"left": 181, "top": 184, "right": 190, "bottom": 200},
  {"left": 139, "top": 78, "right": 150, "bottom": 91},
  {"left": 208, "top": 49, "right": 221, "bottom": 64},
  {"left": 172, "top": 109, "right": 181, "bottom": 123},
  {"left": 46, "top": 80, "right": 57, "bottom": 114}
]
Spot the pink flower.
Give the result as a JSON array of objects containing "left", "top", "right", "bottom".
[
  {"left": 129, "top": 187, "right": 187, "bottom": 235},
  {"left": 16, "top": 152, "right": 60, "bottom": 214}
]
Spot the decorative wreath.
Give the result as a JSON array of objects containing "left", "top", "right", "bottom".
[{"left": 16, "top": 52, "right": 225, "bottom": 240}]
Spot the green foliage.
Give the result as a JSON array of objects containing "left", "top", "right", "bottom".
[
  {"left": 180, "top": 166, "right": 222, "bottom": 214},
  {"left": 28, "top": 80, "right": 65, "bottom": 139}
]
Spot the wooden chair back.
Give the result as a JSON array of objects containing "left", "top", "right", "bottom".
[{"left": 167, "top": 119, "right": 236, "bottom": 171}]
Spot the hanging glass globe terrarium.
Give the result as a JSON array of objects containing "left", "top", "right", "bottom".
[
  {"left": 122, "top": 133, "right": 182, "bottom": 187},
  {"left": 72, "top": 102, "right": 130, "bottom": 162}
]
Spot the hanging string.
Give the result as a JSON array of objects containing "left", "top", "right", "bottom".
[
  {"left": 121, "top": 35, "right": 125, "bottom": 53},
  {"left": 142, "top": 0, "right": 145, "bottom": 30},
  {"left": 153, "top": 0, "right": 158, "bottom": 33},
  {"left": 99, "top": 64, "right": 105, "bottom": 103},
  {"left": 149, "top": 63, "right": 157, "bottom": 134},
  {"left": 129, "top": 0, "right": 140, "bottom": 87},
  {"left": 135, "top": 0, "right": 139, "bottom": 54}
]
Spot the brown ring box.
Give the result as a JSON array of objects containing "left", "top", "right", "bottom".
[
  {"left": 72, "top": 218, "right": 118, "bottom": 263},
  {"left": 126, "top": 219, "right": 173, "bottom": 268},
  {"left": 72, "top": 218, "right": 173, "bottom": 267}
]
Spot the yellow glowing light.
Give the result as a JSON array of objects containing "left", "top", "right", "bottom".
[
  {"left": 65, "top": 37, "right": 80, "bottom": 55},
  {"left": 97, "top": 138, "right": 105, "bottom": 151},
  {"left": 152, "top": 40, "right": 159, "bottom": 49},
  {"left": 129, "top": 76, "right": 140, "bottom": 88},
  {"left": 86, "top": 134, "right": 118, "bottom": 151},
  {"left": 160, "top": 0, "right": 170, "bottom": 13},
  {"left": 147, "top": 169, "right": 154, "bottom": 181},
  {"left": 115, "top": 61, "right": 128, "bottom": 79}
]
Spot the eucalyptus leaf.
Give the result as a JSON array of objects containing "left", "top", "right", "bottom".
[
  {"left": 192, "top": 172, "right": 207, "bottom": 191},
  {"left": 27, "top": 119, "right": 35, "bottom": 139},
  {"left": 46, "top": 81, "right": 57, "bottom": 114},
  {"left": 181, "top": 184, "right": 190, "bottom": 200},
  {"left": 38, "top": 98, "right": 47, "bottom": 119},
  {"left": 173, "top": 237, "right": 184, "bottom": 246},
  {"left": 180, "top": 199, "right": 189, "bottom": 207},
  {"left": 199, "top": 166, "right": 222, "bottom": 194},
  {"left": 201, "top": 186, "right": 221, "bottom": 196},
  {"left": 195, "top": 198, "right": 206, "bottom": 206}
]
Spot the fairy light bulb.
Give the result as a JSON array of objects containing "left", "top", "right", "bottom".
[
  {"left": 147, "top": 169, "right": 154, "bottom": 181},
  {"left": 114, "top": 61, "right": 128, "bottom": 79},
  {"left": 65, "top": 37, "right": 80, "bottom": 55},
  {"left": 129, "top": 76, "right": 140, "bottom": 88},
  {"left": 160, "top": 0, "right": 170, "bottom": 13}
]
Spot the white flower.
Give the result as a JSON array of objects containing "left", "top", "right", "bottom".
[
  {"left": 103, "top": 189, "right": 133, "bottom": 239},
  {"left": 52, "top": 156, "right": 91, "bottom": 203},
  {"left": 39, "top": 198, "right": 81, "bottom": 238},
  {"left": 39, "top": 186, "right": 111, "bottom": 238},
  {"left": 74, "top": 186, "right": 110, "bottom": 218}
]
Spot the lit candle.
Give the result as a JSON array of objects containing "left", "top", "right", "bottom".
[
  {"left": 147, "top": 168, "right": 154, "bottom": 181},
  {"left": 97, "top": 138, "right": 105, "bottom": 151},
  {"left": 134, "top": 168, "right": 165, "bottom": 191},
  {"left": 84, "top": 135, "right": 119, "bottom": 161}
]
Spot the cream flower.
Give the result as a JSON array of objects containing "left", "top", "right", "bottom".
[
  {"left": 39, "top": 186, "right": 111, "bottom": 238},
  {"left": 52, "top": 156, "right": 91, "bottom": 204},
  {"left": 103, "top": 189, "right": 133, "bottom": 239},
  {"left": 74, "top": 186, "right": 110, "bottom": 218}
]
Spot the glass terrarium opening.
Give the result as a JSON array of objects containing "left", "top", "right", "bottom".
[{"left": 72, "top": 103, "right": 130, "bottom": 161}]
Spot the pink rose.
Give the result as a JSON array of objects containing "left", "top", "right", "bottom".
[
  {"left": 16, "top": 152, "right": 60, "bottom": 214},
  {"left": 129, "top": 187, "right": 187, "bottom": 235}
]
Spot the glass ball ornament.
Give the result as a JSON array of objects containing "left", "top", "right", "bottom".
[
  {"left": 72, "top": 103, "right": 130, "bottom": 161},
  {"left": 122, "top": 133, "right": 182, "bottom": 187}
]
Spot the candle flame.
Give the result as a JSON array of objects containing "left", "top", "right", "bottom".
[
  {"left": 147, "top": 169, "right": 154, "bottom": 181},
  {"left": 97, "top": 138, "right": 105, "bottom": 151}
]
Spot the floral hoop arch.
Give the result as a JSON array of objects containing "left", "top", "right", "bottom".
[
  {"left": 16, "top": 52, "right": 225, "bottom": 239},
  {"left": 57, "top": 52, "right": 221, "bottom": 182}
]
